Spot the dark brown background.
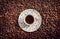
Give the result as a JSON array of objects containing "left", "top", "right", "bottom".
[{"left": 0, "top": 0, "right": 60, "bottom": 39}]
